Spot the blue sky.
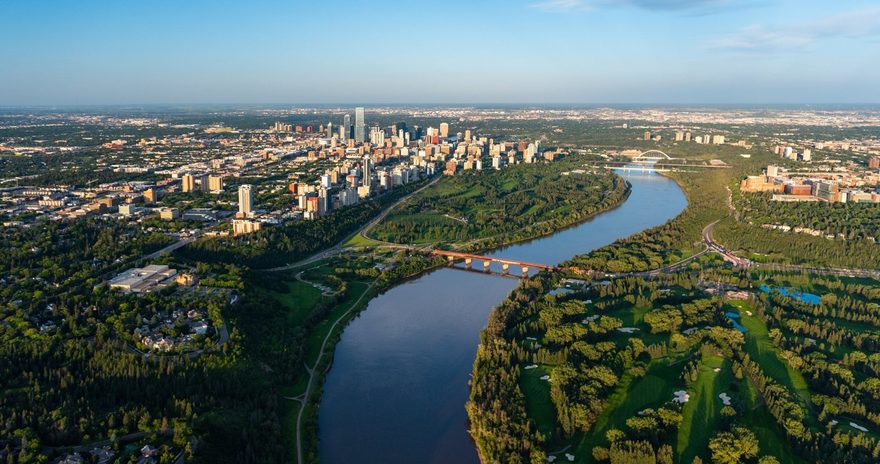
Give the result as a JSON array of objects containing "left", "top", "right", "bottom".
[{"left": 1, "top": 0, "right": 878, "bottom": 105}]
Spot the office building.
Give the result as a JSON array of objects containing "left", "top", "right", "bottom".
[
  {"left": 238, "top": 184, "right": 253, "bottom": 218},
  {"left": 355, "top": 107, "right": 365, "bottom": 142},
  {"left": 440, "top": 122, "right": 449, "bottom": 138},
  {"left": 766, "top": 165, "right": 779, "bottom": 178},
  {"left": 814, "top": 180, "right": 839, "bottom": 202},
  {"left": 643, "top": 131, "right": 651, "bottom": 141}
]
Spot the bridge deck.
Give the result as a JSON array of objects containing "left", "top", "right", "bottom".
[{"left": 431, "top": 250, "right": 556, "bottom": 270}]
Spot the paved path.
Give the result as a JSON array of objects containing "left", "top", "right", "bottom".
[{"left": 294, "top": 279, "right": 377, "bottom": 464}]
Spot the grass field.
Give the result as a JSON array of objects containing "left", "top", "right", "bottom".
[
  {"left": 574, "top": 360, "right": 685, "bottom": 457},
  {"left": 303, "top": 280, "right": 372, "bottom": 364},
  {"left": 255, "top": 278, "right": 324, "bottom": 327},
  {"left": 345, "top": 233, "right": 385, "bottom": 247},
  {"left": 731, "top": 301, "right": 812, "bottom": 411},
  {"left": 677, "top": 355, "right": 729, "bottom": 463},
  {"left": 519, "top": 365, "right": 558, "bottom": 440},
  {"left": 740, "top": 377, "right": 802, "bottom": 464}
]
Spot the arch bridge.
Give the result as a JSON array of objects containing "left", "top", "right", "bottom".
[
  {"left": 633, "top": 150, "right": 678, "bottom": 161},
  {"left": 432, "top": 250, "right": 556, "bottom": 277}
]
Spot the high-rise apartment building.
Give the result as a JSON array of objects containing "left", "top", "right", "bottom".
[
  {"left": 355, "top": 107, "right": 365, "bottom": 142},
  {"left": 181, "top": 174, "right": 195, "bottom": 192},
  {"left": 238, "top": 184, "right": 253, "bottom": 217},
  {"left": 440, "top": 123, "right": 449, "bottom": 138},
  {"left": 208, "top": 175, "right": 223, "bottom": 192},
  {"left": 363, "top": 156, "right": 372, "bottom": 188}
]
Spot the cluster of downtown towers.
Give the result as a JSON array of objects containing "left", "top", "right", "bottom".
[{"left": 341, "top": 107, "right": 365, "bottom": 143}]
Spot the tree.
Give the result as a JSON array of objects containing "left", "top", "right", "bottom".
[{"left": 708, "top": 427, "right": 759, "bottom": 464}]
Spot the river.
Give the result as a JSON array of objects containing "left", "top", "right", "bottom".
[{"left": 318, "top": 169, "right": 688, "bottom": 463}]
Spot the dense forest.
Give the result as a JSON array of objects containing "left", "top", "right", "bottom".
[
  {"left": 737, "top": 193, "right": 880, "bottom": 241},
  {"left": 468, "top": 267, "right": 880, "bottom": 463},
  {"left": 371, "top": 158, "right": 629, "bottom": 249}
]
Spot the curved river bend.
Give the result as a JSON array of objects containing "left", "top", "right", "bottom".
[{"left": 319, "top": 170, "right": 688, "bottom": 463}]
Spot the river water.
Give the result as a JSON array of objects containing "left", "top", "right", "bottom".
[{"left": 318, "top": 169, "right": 688, "bottom": 464}]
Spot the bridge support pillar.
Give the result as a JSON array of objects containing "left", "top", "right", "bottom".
[
  {"left": 465, "top": 258, "right": 472, "bottom": 269},
  {"left": 501, "top": 263, "right": 509, "bottom": 274},
  {"left": 483, "top": 260, "right": 491, "bottom": 272},
  {"left": 447, "top": 256, "right": 454, "bottom": 266},
  {"left": 522, "top": 266, "right": 529, "bottom": 276}
]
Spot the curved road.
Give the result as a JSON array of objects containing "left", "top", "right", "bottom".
[{"left": 259, "top": 175, "right": 440, "bottom": 273}]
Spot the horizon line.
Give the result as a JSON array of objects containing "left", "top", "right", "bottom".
[{"left": 2, "top": 102, "right": 880, "bottom": 109}]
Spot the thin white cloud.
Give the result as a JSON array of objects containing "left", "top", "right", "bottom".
[
  {"left": 531, "top": 0, "right": 734, "bottom": 13},
  {"left": 532, "top": 0, "right": 592, "bottom": 12},
  {"left": 711, "top": 6, "right": 880, "bottom": 51}
]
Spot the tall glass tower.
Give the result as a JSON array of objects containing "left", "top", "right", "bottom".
[
  {"left": 354, "top": 107, "right": 365, "bottom": 142},
  {"left": 343, "top": 114, "right": 351, "bottom": 140}
]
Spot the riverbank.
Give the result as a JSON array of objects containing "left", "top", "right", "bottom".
[
  {"left": 368, "top": 157, "right": 630, "bottom": 251},
  {"left": 269, "top": 252, "right": 448, "bottom": 464},
  {"left": 318, "top": 168, "right": 688, "bottom": 464}
]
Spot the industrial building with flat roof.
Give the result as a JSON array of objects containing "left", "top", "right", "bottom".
[{"left": 109, "top": 264, "right": 177, "bottom": 293}]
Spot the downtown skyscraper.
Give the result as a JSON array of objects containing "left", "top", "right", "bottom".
[
  {"left": 354, "top": 107, "right": 365, "bottom": 142},
  {"left": 343, "top": 114, "right": 351, "bottom": 140}
]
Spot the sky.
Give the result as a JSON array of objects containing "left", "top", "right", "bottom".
[{"left": 1, "top": 0, "right": 879, "bottom": 105}]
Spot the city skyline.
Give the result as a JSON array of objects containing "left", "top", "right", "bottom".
[{"left": 1, "top": 0, "right": 879, "bottom": 105}]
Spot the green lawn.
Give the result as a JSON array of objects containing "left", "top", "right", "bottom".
[
  {"left": 520, "top": 365, "right": 558, "bottom": 440},
  {"left": 677, "top": 355, "right": 729, "bottom": 463},
  {"left": 740, "top": 376, "right": 802, "bottom": 464},
  {"left": 255, "top": 278, "right": 324, "bottom": 327},
  {"left": 574, "top": 360, "right": 685, "bottom": 457},
  {"left": 345, "top": 233, "right": 385, "bottom": 247},
  {"left": 305, "top": 281, "right": 372, "bottom": 365},
  {"left": 732, "top": 301, "right": 812, "bottom": 411}
]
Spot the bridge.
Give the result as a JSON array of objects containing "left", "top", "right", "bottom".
[
  {"left": 432, "top": 250, "right": 556, "bottom": 276},
  {"left": 634, "top": 149, "right": 678, "bottom": 161}
]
